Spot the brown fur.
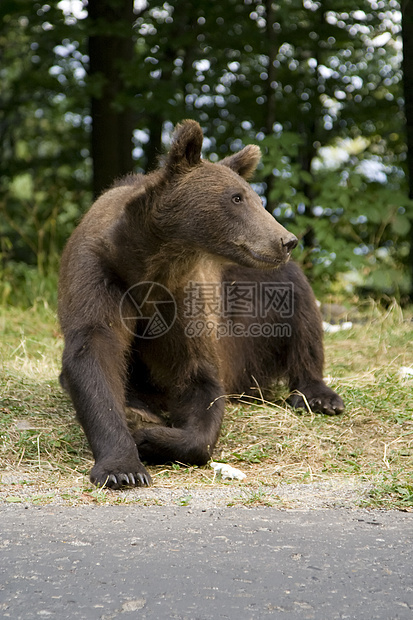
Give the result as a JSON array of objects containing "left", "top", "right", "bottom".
[{"left": 58, "top": 120, "right": 344, "bottom": 489}]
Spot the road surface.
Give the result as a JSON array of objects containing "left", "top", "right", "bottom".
[{"left": 1, "top": 505, "right": 413, "bottom": 619}]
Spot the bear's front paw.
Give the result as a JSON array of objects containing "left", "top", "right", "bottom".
[
  {"left": 90, "top": 456, "right": 152, "bottom": 489},
  {"left": 289, "top": 382, "right": 344, "bottom": 416}
]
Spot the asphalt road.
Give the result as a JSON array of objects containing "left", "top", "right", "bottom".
[{"left": 1, "top": 506, "right": 413, "bottom": 619}]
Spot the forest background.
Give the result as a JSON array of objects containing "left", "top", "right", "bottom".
[{"left": 1, "top": 0, "right": 413, "bottom": 304}]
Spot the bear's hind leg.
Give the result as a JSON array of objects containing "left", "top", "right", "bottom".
[
  {"left": 283, "top": 308, "right": 345, "bottom": 416},
  {"left": 288, "top": 381, "right": 344, "bottom": 416},
  {"left": 130, "top": 371, "right": 226, "bottom": 465},
  {"left": 283, "top": 316, "right": 345, "bottom": 416},
  {"left": 283, "top": 312, "right": 345, "bottom": 416},
  {"left": 266, "top": 263, "right": 345, "bottom": 416}
]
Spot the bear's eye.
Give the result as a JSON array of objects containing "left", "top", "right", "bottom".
[{"left": 232, "top": 194, "right": 243, "bottom": 204}]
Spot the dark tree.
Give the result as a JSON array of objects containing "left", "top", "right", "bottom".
[
  {"left": 88, "top": 0, "right": 135, "bottom": 197},
  {"left": 401, "top": 0, "right": 413, "bottom": 297}
]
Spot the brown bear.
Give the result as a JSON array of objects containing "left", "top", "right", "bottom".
[{"left": 58, "top": 120, "right": 344, "bottom": 489}]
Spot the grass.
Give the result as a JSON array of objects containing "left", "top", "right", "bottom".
[{"left": 1, "top": 299, "right": 412, "bottom": 509}]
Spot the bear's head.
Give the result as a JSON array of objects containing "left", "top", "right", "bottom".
[{"left": 136, "top": 120, "right": 297, "bottom": 269}]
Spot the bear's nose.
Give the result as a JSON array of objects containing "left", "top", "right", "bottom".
[{"left": 282, "top": 235, "right": 298, "bottom": 253}]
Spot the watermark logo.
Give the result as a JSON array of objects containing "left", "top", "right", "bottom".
[
  {"left": 185, "top": 319, "right": 291, "bottom": 339},
  {"left": 184, "top": 281, "right": 294, "bottom": 319},
  {"left": 120, "top": 282, "right": 177, "bottom": 339},
  {"left": 120, "top": 280, "right": 293, "bottom": 339}
]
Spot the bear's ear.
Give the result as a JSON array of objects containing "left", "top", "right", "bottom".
[
  {"left": 165, "top": 120, "right": 203, "bottom": 173},
  {"left": 219, "top": 145, "right": 261, "bottom": 180}
]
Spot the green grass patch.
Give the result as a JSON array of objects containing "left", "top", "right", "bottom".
[{"left": 1, "top": 300, "right": 412, "bottom": 508}]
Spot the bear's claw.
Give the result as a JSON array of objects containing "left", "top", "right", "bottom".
[
  {"left": 288, "top": 383, "right": 345, "bottom": 416},
  {"left": 91, "top": 460, "right": 152, "bottom": 489}
]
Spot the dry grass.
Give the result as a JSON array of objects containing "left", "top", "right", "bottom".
[{"left": 1, "top": 300, "right": 412, "bottom": 508}]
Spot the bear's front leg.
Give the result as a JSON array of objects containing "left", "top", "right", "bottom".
[
  {"left": 61, "top": 327, "right": 152, "bottom": 489},
  {"left": 131, "top": 370, "right": 226, "bottom": 465}
]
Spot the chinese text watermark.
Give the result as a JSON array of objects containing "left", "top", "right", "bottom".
[{"left": 120, "top": 281, "right": 293, "bottom": 339}]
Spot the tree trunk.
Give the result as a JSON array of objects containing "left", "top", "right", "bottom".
[
  {"left": 88, "top": 0, "right": 135, "bottom": 197},
  {"left": 401, "top": 0, "right": 413, "bottom": 298},
  {"left": 144, "top": 117, "right": 163, "bottom": 172},
  {"left": 263, "top": 0, "right": 277, "bottom": 212}
]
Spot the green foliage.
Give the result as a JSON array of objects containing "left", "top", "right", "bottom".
[
  {"left": 0, "top": 260, "right": 59, "bottom": 307},
  {"left": 0, "top": 0, "right": 411, "bottom": 301},
  {"left": 0, "top": 0, "right": 91, "bottom": 302},
  {"left": 260, "top": 131, "right": 413, "bottom": 296}
]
